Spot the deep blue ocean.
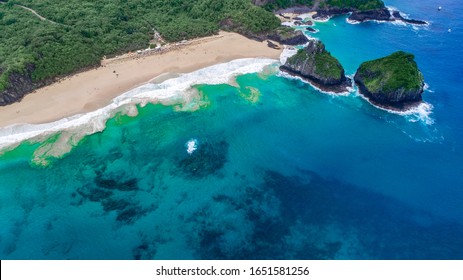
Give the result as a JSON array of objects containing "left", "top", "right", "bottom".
[{"left": 1, "top": 0, "right": 462, "bottom": 259}]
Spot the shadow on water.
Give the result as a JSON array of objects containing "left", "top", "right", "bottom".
[
  {"left": 187, "top": 169, "right": 463, "bottom": 260},
  {"left": 175, "top": 139, "right": 229, "bottom": 179},
  {"left": 70, "top": 159, "right": 152, "bottom": 225}
]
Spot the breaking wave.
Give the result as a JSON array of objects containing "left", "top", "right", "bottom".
[{"left": 0, "top": 58, "right": 277, "bottom": 155}]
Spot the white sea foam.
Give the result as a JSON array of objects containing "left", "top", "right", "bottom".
[
  {"left": 313, "top": 16, "right": 331, "bottom": 23},
  {"left": 423, "top": 83, "right": 435, "bottom": 93},
  {"left": 344, "top": 7, "right": 429, "bottom": 27},
  {"left": 279, "top": 66, "right": 434, "bottom": 125},
  {"left": 346, "top": 18, "right": 361, "bottom": 25},
  {"left": 280, "top": 47, "right": 298, "bottom": 65},
  {"left": 387, "top": 6, "right": 411, "bottom": 21},
  {"left": 305, "top": 28, "right": 320, "bottom": 34},
  {"left": 297, "top": 13, "right": 315, "bottom": 21},
  {"left": 186, "top": 138, "right": 198, "bottom": 154},
  {"left": 387, "top": 6, "right": 430, "bottom": 27},
  {"left": 355, "top": 91, "right": 434, "bottom": 125},
  {"left": 277, "top": 71, "right": 354, "bottom": 96},
  {"left": 401, "top": 102, "right": 434, "bottom": 125},
  {"left": 389, "top": 20, "right": 408, "bottom": 27},
  {"left": 282, "top": 21, "right": 295, "bottom": 27},
  {"left": 387, "top": 6, "right": 400, "bottom": 15},
  {"left": 283, "top": 16, "right": 317, "bottom": 29},
  {"left": 423, "top": 82, "right": 430, "bottom": 92},
  {"left": 392, "top": 84, "right": 435, "bottom": 125},
  {"left": 0, "top": 58, "right": 277, "bottom": 151}
]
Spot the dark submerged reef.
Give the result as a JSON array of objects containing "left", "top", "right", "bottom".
[
  {"left": 183, "top": 169, "right": 463, "bottom": 259},
  {"left": 177, "top": 139, "right": 229, "bottom": 179}
]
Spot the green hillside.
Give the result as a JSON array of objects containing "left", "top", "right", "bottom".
[{"left": 0, "top": 0, "right": 279, "bottom": 96}]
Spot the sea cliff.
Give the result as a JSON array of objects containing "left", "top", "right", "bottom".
[
  {"left": 354, "top": 51, "right": 425, "bottom": 110},
  {"left": 280, "top": 40, "right": 351, "bottom": 93}
]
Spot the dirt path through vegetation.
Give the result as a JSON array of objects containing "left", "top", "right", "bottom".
[{"left": 1, "top": 1, "right": 59, "bottom": 24}]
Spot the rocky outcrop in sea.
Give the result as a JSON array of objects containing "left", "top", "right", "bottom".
[
  {"left": 313, "top": 7, "right": 427, "bottom": 25},
  {"left": 348, "top": 8, "right": 392, "bottom": 22},
  {"left": 280, "top": 40, "right": 351, "bottom": 93},
  {"left": 354, "top": 51, "right": 425, "bottom": 110}
]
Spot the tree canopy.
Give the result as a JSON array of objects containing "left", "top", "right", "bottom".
[{"left": 0, "top": 0, "right": 279, "bottom": 93}]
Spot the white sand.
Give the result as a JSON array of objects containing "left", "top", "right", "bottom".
[{"left": 0, "top": 31, "right": 281, "bottom": 128}]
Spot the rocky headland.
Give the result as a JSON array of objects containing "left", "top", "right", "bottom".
[
  {"left": 390, "top": 10, "right": 428, "bottom": 25},
  {"left": 280, "top": 40, "right": 351, "bottom": 93},
  {"left": 314, "top": 7, "right": 427, "bottom": 25},
  {"left": 347, "top": 7, "right": 392, "bottom": 22},
  {"left": 265, "top": 27, "right": 309, "bottom": 45},
  {"left": 262, "top": 0, "right": 428, "bottom": 26},
  {"left": 220, "top": 19, "right": 308, "bottom": 45},
  {"left": 354, "top": 51, "right": 425, "bottom": 110}
]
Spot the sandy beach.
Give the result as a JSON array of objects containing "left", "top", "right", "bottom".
[{"left": 0, "top": 31, "right": 282, "bottom": 128}]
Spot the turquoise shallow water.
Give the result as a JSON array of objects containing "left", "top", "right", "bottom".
[{"left": 1, "top": 0, "right": 463, "bottom": 259}]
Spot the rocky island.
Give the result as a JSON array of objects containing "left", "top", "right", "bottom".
[
  {"left": 347, "top": 7, "right": 428, "bottom": 25},
  {"left": 354, "top": 51, "right": 425, "bottom": 110},
  {"left": 280, "top": 40, "right": 351, "bottom": 93},
  {"left": 258, "top": 0, "right": 428, "bottom": 25}
]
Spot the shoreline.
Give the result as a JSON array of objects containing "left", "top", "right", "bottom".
[{"left": 0, "top": 31, "right": 282, "bottom": 128}]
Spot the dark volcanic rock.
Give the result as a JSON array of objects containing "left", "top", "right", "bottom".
[
  {"left": 312, "top": 6, "right": 427, "bottom": 25},
  {"left": 1, "top": 62, "right": 98, "bottom": 106},
  {"left": 267, "top": 40, "right": 280, "bottom": 49},
  {"left": 354, "top": 51, "right": 425, "bottom": 110},
  {"left": 313, "top": 8, "right": 352, "bottom": 21},
  {"left": 219, "top": 19, "right": 307, "bottom": 46},
  {"left": 0, "top": 64, "right": 37, "bottom": 106},
  {"left": 280, "top": 40, "right": 351, "bottom": 93},
  {"left": 306, "top": 27, "right": 317, "bottom": 33},
  {"left": 348, "top": 8, "right": 392, "bottom": 22},
  {"left": 392, "top": 10, "right": 428, "bottom": 25},
  {"left": 266, "top": 27, "right": 308, "bottom": 45}
]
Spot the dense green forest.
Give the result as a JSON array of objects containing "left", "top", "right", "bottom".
[
  {"left": 356, "top": 51, "right": 424, "bottom": 93},
  {"left": 0, "top": 0, "right": 385, "bottom": 102},
  {"left": 0, "top": 0, "right": 279, "bottom": 95}
]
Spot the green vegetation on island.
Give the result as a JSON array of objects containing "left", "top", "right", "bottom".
[
  {"left": 0, "top": 0, "right": 280, "bottom": 104},
  {"left": 356, "top": 51, "right": 423, "bottom": 93},
  {"left": 281, "top": 40, "right": 349, "bottom": 92},
  {"left": 313, "top": 50, "right": 344, "bottom": 81},
  {"left": 354, "top": 51, "right": 425, "bottom": 107},
  {"left": 287, "top": 41, "right": 344, "bottom": 82}
]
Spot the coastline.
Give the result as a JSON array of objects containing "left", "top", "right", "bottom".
[{"left": 0, "top": 31, "right": 282, "bottom": 128}]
